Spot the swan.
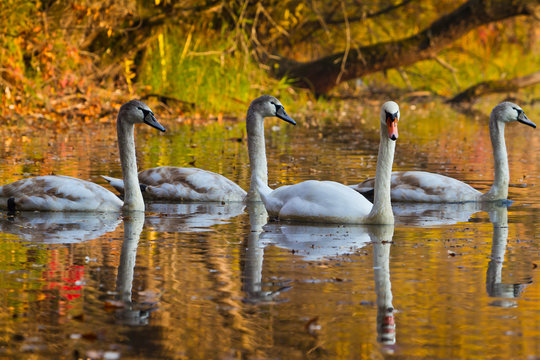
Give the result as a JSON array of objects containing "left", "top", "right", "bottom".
[
  {"left": 256, "top": 101, "right": 400, "bottom": 224},
  {"left": 351, "top": 101, "right": 536, "bottom": 203},
  {"left": 0, "top": 100, "right": 166, "bottom": 212},
  {"left": 101, "top": 95, "right": 296, "bottom": 202}
]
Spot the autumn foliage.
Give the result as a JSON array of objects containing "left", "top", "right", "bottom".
[{"left": 0, "top": 0, "right": 538, "bottom": 123}]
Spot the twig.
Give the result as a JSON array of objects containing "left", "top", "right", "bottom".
[{"left": 335, "top": 1, "right": 350, "bottom": 85}]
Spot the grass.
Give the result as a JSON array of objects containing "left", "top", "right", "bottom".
[{"left": 137, "top": 26, "right": 307, "bottom": 116}]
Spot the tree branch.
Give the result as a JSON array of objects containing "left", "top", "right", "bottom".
[
  {"left": 448, "top": 70, "right": 540, "bottom": 103},
  {"left": 269, "top": 0, "right": 540, "bottom": 94}
]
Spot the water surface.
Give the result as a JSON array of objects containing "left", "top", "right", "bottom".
[{"left": 0, "top": 101, "right": 539, "bottom": 359}]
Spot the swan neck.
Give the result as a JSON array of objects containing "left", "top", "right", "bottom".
[
  {"left": 368, "top": 126, "right": 395, "bottom": 224},
  {"left": 246, "top": 108, "right": 268, "bottom": 202},
  {"left": 484, "top": 118, "right": 509, "bottom": 200},
  {"left": 118, "top": 118, "right": 145, "bottom": 211}
]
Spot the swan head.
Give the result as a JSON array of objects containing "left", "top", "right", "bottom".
[
  {"left": 381, "top": 101, "right": 400, "bottom": 141},
  {"left": 118, "top": 100, "right": 166, "bottom": 132},
  {"left": 249, "top": 95, "right": 296, "bottom": 125},
  {"left": 492, "top": 102, "right": 536, "bottom": 128}
]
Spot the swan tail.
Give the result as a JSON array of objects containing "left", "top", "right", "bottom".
[{"left": 101, "top": 175, "right": 125, "bottom": 194}]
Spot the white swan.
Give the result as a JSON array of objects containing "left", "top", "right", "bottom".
[
  {"left": 0, "top": 100, "right": 165, "bottom": 212},
  {"left": 351, "top": 102, "right": 536, "bottom": 203},
  {"left": 256, "top": 101, "right": 400, "bottom": 224},
  {"left": 102, "top": 95, "right": 296, "bottom": 202}
]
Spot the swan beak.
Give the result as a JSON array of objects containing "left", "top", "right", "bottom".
[
  {"left": 276, "top": 106, "right": 296, "bottom": 125},
  {"left": 517, "top": 113, "right": 536, "bottom": 128},
  {"left": 144, "top": 114, "right": 166, "bottom": 132},
  {"left": 386, "top": 117, "right": 398, "bottom": 141}
]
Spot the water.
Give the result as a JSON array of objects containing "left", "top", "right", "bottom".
[{"left": 0, "top": 101, "right": 539, "bottom": 359}]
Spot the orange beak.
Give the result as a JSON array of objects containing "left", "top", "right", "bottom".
[{"left": 387, "top": 118, "right": 398, "bottom": 141}]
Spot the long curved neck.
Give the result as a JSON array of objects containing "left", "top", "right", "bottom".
[
  {"left": 118, "top": 118, "right": 145, "bottom": 211},
  {"left": 246, "top": 108, "right": 268, "bottom": 202},
  {"left": 483, "top": 118, "right": 509, "bottom": 200},
  {"left": 367, "top": 124, "right": 395, "bottom": 224}
]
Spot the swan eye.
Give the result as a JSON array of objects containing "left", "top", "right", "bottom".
[
  {"left": 385, "top": 111, "right": 398, "bottom": 122},
  {"left": 512, "top": 107, "right": 525, "bottom": 120},
  {"left": 271, "top": 101, "right": 285, "bottom": 115},
  {"left": 138, "top": 107, "right": 153, "bottom": 119}
]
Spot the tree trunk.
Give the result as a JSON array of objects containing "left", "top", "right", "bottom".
[
  {"left": 271, "top": 0, "right": 539, "bottom": 94},
  {"left": 448, "top": 71, "right": 540, "bottom": 103}
]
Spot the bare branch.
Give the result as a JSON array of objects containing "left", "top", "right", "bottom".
[{"left": 448, "top": 70, "right": 540, "bottom": 103}]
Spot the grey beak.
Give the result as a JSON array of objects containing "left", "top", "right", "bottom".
[
  {"left": 517, "top": 113, "right": 536, "bottom": 129},
  {"left": 276, "top": 106, "right": 296, "bottom": 125},
  {"left": 144, "top": 114, "right": 166, "bottom": 132}
]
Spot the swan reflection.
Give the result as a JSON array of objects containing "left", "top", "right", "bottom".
[
  {"left": 144, "top": 202, "right": 245, "bottom": 232},
  {"left": 486, "top": 204, "right": 531, "bottom": 299},
  {"left": 370, "top": 225, "right": 396, "bottom": 346},
  {"left": 243, "top": 203, "right": 397, "bottom": 345},
  {"left": 260, "top": 222, "right": 371, "bottom": 261},
  {"left": 391, "top": 201, "right": 485, "bottom": 226},
  {"left": 114, "top": 212, "right": 155, "bottom": 325},
  {"left": 0, "top": 212, "right": 120, "bottom": 243}
]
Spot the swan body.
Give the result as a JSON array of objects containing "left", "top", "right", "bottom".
[
  {"left": 351, "top": 101, "right": 535, "bottom": 203},
  {"left": 0, "top": 100, "right": 165, "bottom": 212},
  {"left": 103, "top": 166, "right": 246, "bottom": 202},
  {"left": 354, "top": 170, "right": 482, "bottom": 203},
  {"left": 102, "top": 95, "right": 296, "bottom": 203},
  {"left": 257, "top": 101, "right": 400, "bottom": 224},
  {"left": 0, "top": 175, "right": 123, "bottom": 211}
]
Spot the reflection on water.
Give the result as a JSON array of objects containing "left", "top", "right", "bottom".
[
  {"left": 115, "top": 212, "right": 152, "bottom": 326},
  {"left": 370, "top": 225, "right": 395, "bottom": 347},
  {"left": 0, "top": 103, "right": 539, "bottom": 359},
  {"left": 486, "top": 205, "right": 532, "bottom": 301},
  {"left": 392, "top": 201, "right": 484, "bottom": 226},
  {"left": 0, "top": 211, "right": 120, "bottom": 243},
  {"left": 145, "top": 201, "right": 245, "bottom": 232},
  {"left": 260, "top": 222, "right": 371, "bottom": 261}
]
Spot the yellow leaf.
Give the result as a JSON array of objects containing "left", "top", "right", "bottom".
[{"left": 107, "top": 28, "right": 112, "bottom": 37}]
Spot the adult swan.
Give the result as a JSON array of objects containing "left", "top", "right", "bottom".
[
  {"left": 351, "top": 102, "right": 535, "bottom": 203},
  {"left": 102, "top": 95, "right": 296, "bottom": 202},
  {"left": 0, "top": 100, "right": 166, "bottom": 212},
  {"left": 257, "top": 101, "right": 400, "bottom": 224}
]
